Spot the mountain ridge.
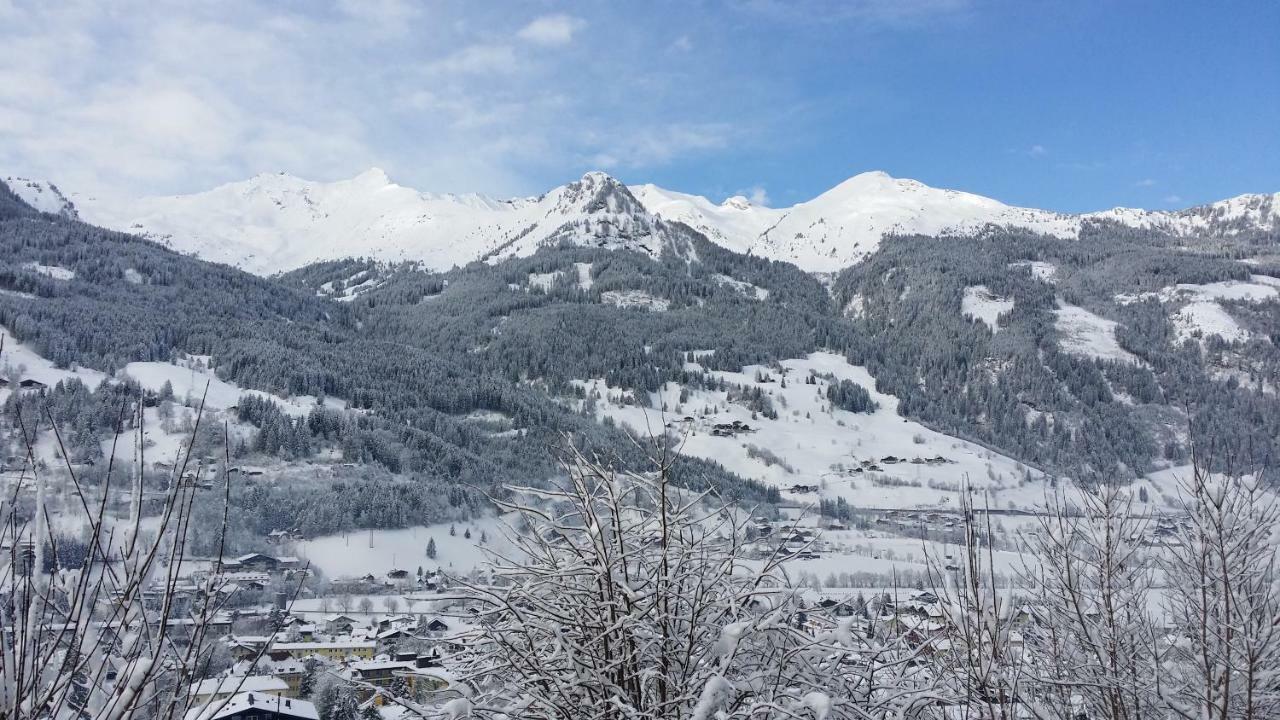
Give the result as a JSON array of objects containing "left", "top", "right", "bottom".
[{"left": 14, "top": 170, "right": 1279, "bottom": 275}]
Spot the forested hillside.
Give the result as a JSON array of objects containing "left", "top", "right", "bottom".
[
  {"left": 3, "top": 177, "right": 1278, "bottom": 539},
  {"left": 0, "top": 183, "right": 780, "bottom": 537}
]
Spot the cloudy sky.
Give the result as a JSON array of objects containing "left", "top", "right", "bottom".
[{"left": 1, "top": 0, "right": 1276, "bottom": 212}]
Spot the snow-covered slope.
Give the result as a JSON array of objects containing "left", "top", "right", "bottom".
[
  {"left": 3, "top": 177, "right": 79, "bottom": 219},
  {"left": 636, "top": 172, "right": 1280, "bottom": 272},
  {"left": 75, "top": 170, "right": 684, "bottom": 275},
  {"left": 52, "top": 169, "right": 1280, "bottom": 275}
]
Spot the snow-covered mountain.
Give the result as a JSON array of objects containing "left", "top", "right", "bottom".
[
  {"left": 3, "top": 176, "right": 79, "bottom": 219},
  {"left": 73, "top": 170, "right": 683, "bottom": 275},
  {"left": 49, "top": 169, "right": 1280, "bottom": 275},
  {"left": 634, "top": 171, "right": 1086, "bottom": 271},
  {"left": 636, "top": 172, "right": 1280, "bottom": 272}
]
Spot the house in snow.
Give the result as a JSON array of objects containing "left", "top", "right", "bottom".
[{"left": 183, "top": 693, "right": 318, "bottom": 720}]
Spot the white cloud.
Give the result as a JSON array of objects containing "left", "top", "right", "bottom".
[
  {"left": 1135, "top": 178, "right": 1157, "bottom": 187},
  {"left": 737, "top": 185, "right": 771, "bottom": 206},
  {"left": 1028, "top": 144, "right": 1047, "bottom": 158},
  {"left": 517, "top": 14, "right": 587, "bottom": 47},
  {"left": 0, "top": 2, "right": 742, "bottom": 200},
  {"left": 424, "top": 44, "right": 520, "bottom": 76},
  {"left": 1163, "top": 194, "right": 1183, "bottom": 205},
  {"left": 586, "top": 123, "right": 732, "bottom": 168}
]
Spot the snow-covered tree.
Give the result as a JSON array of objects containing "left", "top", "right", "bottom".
[
  {"left": 429, "top": 438, "right": 939, "bottom": 719},
  {"left": 1157, "top": 459, "right": 1280, "bottom": 719},
  {"left": 0, "top": 385, "right": 253, "bottom": 719}
]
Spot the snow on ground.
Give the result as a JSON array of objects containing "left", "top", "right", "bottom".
[
  {"left": 600, "top": 290, "right": 670, "bottom": 311},
  {"left": 574, "top": 262, "right": 594, "bottom": 290},
  {"left": 1112, "top": 276, "right": 1278, "bottom": 343},
  {"left": 1053, "top": 301, "right": 1141, "bottom": 364},
  {"left": 576, "top": 351, "right": 1044, "bottom": 511},
  {"left": 294, "top": 515, "right": 512, "bottom": 579},
  {"left": 843, "top": 294, "right": 865, "bottom": 318},
  {"left": 1009, "top": 261, "right": 1057, "bottom": 283},
  {"left": 711, "top": 273, "right": 769, "bottom": 301},
  {"left": 1172, "top": 302, "right": 1250, "bottom": 343},
  {"left": 121, "top": 358, "right": 346, "bottom": 416},
  {"left": 21, "top": 262, "right": 76, "bottom": 280},
  {"left": 526, "top": 271, "right": 559, "bottom": 291},
  {"left": 960, "top": 285, "right": 1013, "bottom": 332},
  {"left": 0, "top": 326, "right": 107, "bottom": 401},
  {"left": 3, "top": 177, "right": 78, "bottom": 218},
  {"left": 1117, "top": 276, "right": 1280, "bottom": 305}
]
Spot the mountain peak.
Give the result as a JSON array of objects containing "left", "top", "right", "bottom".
[
  {"left": 577, "top": 170, "right": 621, "bottom": 187},
  {"left": 353, "top": 167, "right": 393, "bottom": 186}
]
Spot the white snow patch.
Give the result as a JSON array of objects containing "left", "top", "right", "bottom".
[
  {"left": 843, "top": 294, "right": 866, "bottom": 318},
  {"left": 121, "top": 358, "right": 347, "bottom": 416},
  {"left": 4, "top": 177, "right": 78, "bottom": 218},
  {"left": 1009, "top": 260, "right": 1057, "bottom": 283},
  {"left": 961, "top": 285, "right": 1013, "bottom": 332},
  {"left": 1053, "top": 302, "right": 1141, "bottom": 364},
  {"left": 294, "top": 515, "right": 511, "bottom": 579},
  {"left": 601, "top": 290, "right": 670, "bottom": 312},
  {"left": 527, "top": 271, "right": 560, "bottom": 291},
  {"left": 1172, "top": 302, "right": 1250, "bottom": 343},
  {"left": 574, "top": 262, "right": 594, "bottom": 290},
  {"left": 0, "top": 327, "right": 107, "bottom": 398},
  {"left": 711, "top": 273, "right": 769, "bottom": 301},
  {"left": 21, "top": 262, "right": 75, "bottom": 280}
]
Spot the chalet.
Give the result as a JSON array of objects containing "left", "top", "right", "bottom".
[
  {"left": 322, "top": 614, "right": 358, "bottom": 634},
  {"left": 419, "top": 617, "right": 451, "bottom": 635},
  {"left": 269, "top": 640, "right": 375, "bottom": 661},
  {"left": 183, "top": 693, "right": 318, "bottom": 720},
  {"left": 191, "top": 675, "right": 292, "bottom": 704},
  {"left": 344, "top": 658, "right": 451, "bottom": 698},
  {"left": 386, "top": 568, "right": 411, "bottom": 580},
  {"left": 376, "top": 614, "right": 416, "bottom": 632},
  {"left": 787, "top": 484, "right": 818, "bottom": 494},
  {"left": 880, "top": 455, "right": 900, "bottom": 464},
  {"left": 225, "top": 635, "right": 272, "bottom": 662},
  {"left": 376, "top": 627, "right": 415, "bottom": 648},
  {"left": 17, "top": 379, "right": 46, "bottom": 392},
  {"left": 219, "top": 553, "right": 297, "bottom": 574},
  {"left": 0, "top": 377, "right": 8, "bottom": 387}
]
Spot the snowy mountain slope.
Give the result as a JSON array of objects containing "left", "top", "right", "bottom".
[
  {"left": 2, "top": 177, "right": 79, "bottom": 219},
  {"left": 1091, "top": 193, "right": 1280, "bottom": 236},
  {"left": 53, "top": 169, "right": 1280, "bottom": 275},
  {"left": 75, "top": 170, "right": 684, "bottom": 275},
  {"left": 637, "top": 172, "right": 1280, "bottom": 272},
  {"left": 693, "top": 171, "right": 1079, "bottom": 272}
]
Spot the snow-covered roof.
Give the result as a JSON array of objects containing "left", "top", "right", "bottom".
[
  {"left": 184, "top": 692, "right": 318, "bottom": 720},
  {"left": 190, "top": 674, "right": 288, "bottom": 697}
]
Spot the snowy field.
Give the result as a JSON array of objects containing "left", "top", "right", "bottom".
[
  {"left": 1009, "top": 260, "right": 1058, "bottom": 283},
  {"left": 961, "top": 285, "right": 1013, "bottom": 332},
  {"left": 576, "top": 351, "right": 1048, "bottom": 512},
  {"left": 1053, "top": 301, "right": 1141, "bottom": 364},
  {"left": 1113, "top": 275, "right": 1279, "bottom": 343},
  {"left": 293, "top": 515, "right": 514, "bottom": 579}
]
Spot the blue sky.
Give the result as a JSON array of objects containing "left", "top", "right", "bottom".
[{"left": 1, "top": 0, "right": 1276, "bottom": 212}]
